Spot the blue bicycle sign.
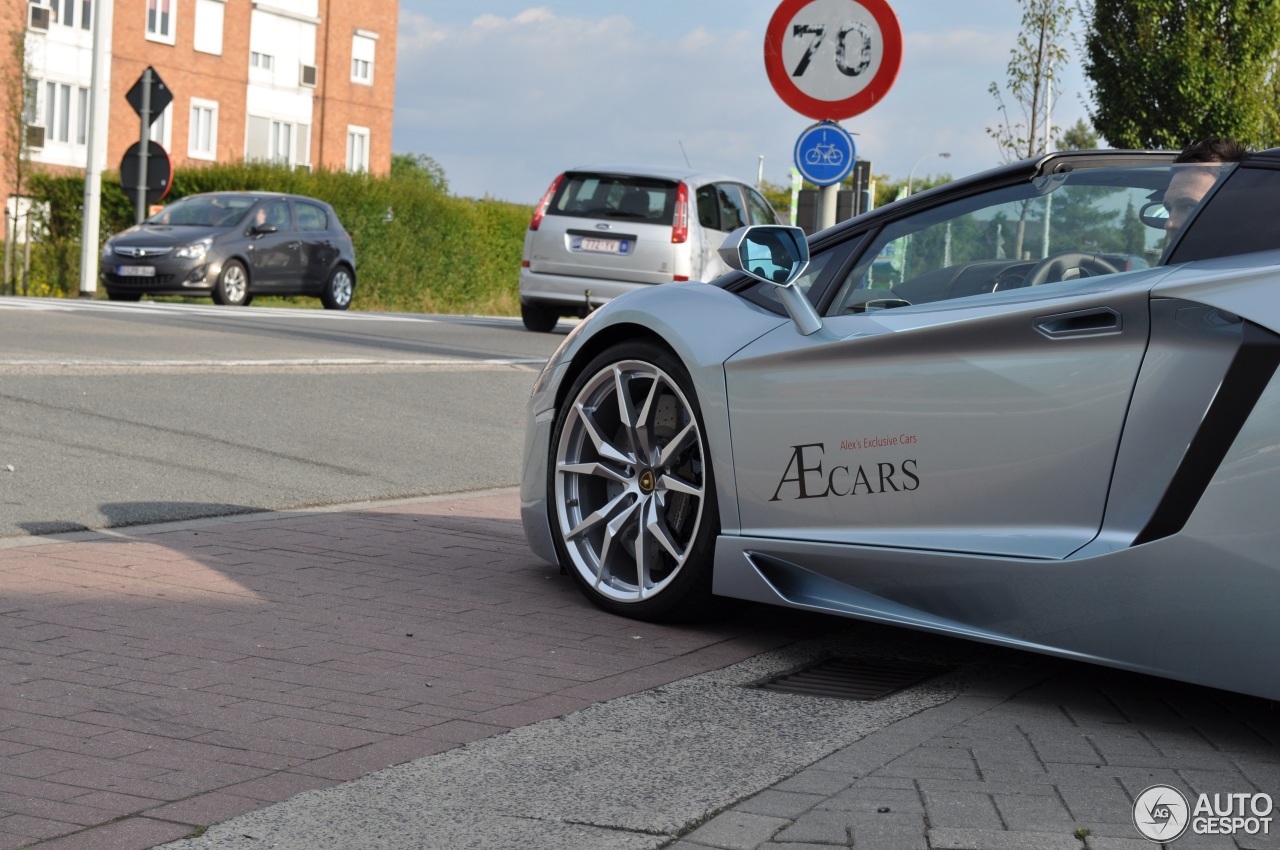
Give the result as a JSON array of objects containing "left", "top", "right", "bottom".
[
  {"left": 794, "top": 122, "right": 855, "bottom": 186},
  {"left": 804, "top": 142, "right": 845, "bottom": 166}
]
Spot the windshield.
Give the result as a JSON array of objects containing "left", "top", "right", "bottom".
[{"left": 147, "top": 195, "right": 258, "bottom": 227}]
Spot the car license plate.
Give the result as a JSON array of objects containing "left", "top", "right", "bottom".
[
  {"left": 571, "top": 236, "right": 631, "bottom": 255},
  {"left": 117, "top": 265, "right": 155, "bottom": 277}
]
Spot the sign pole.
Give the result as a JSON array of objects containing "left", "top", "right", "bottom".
[
  {"left": 820, "top": 184, "right": 839, "bottom": 230},
  {"left": 78, "top": 0, "right": 113, "bottom": 297},
  {"left": 135, "top": 68, "right": 152, "bottom": 224}
]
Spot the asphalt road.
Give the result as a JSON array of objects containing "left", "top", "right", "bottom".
[{"left": 0, "top": 296, "right": 566, "bottom": 538}]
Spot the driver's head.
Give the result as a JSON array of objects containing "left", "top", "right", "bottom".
[
  {"left": 1164, "top": 137, "right": 1249, "bottom": 235},
  {"left": 1163, "top": 167, "right": 1221, "bottom": 235}
]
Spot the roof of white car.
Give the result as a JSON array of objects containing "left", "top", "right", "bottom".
[{"left": 568, "top": 164, "right": 747, "bottom": 185}]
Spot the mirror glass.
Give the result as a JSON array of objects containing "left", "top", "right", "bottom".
[
  {"left": 1140, "top": 200, "right": 1169, "bottom": 230},
  {"left": 737, "top": 227, "right": 808, "bottom": 286}
]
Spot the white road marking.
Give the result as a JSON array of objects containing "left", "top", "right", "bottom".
[{"left": 0, "top": 296, "right": 527, "bottom": 326}]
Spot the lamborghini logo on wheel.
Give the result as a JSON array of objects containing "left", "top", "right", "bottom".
[{"left": 638, "top": 469, "right": 656, "bottom": 494}]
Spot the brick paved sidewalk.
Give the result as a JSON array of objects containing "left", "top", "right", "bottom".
[
  {"left": 0, "top": 491, "right": 820, "bottom": 850},
  {"left": 671, "top": 662, "right": 1280, "bottom": 850}
]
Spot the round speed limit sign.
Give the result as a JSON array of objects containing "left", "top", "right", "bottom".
[{"left": 764, "top": 0, "right": 903, "bottom": 121}]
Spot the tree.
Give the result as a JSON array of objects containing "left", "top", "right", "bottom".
[
  {"left": 1056, "top": 118, "right": 1100, "bottom": 150},
  {"left": 872, "top": 173, "right": 951, "bottom": 208},
  {"left": 2, "top": 27, "right": 35, "bottom": 295},
  {"left": 988, "top": 0, "right": 1074, "bottom": 163},
  {"left": 390, "top": 153, "right": 449, "bottom": 194},
  {"left": 1083, "top": 0, "right": 1280, "bottom": 150}
]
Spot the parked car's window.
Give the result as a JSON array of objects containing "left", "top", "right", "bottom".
[
  {"left": 1168, "top": 165, "right": 1280, "bottom": 264},
  {"left": 296, "top": 202, "right": 328, "bottom": 232},
  {"left": 549, "top": 173, "right": 676, "bottom": 224},
  {"left": 149, "top": 195, "right": 256, "bottom": 227},
  {"left": 744, "top": 187, "right": 779, "bottom": 225},
  {"left": 828, "top": 164, "right": 1174, "bottom": 315},
  {"left": 259, "top": 200, "right": 291, "bottom": 230},
  {"left": 716, "top": 183, "right": 748, "bottom": 232},
  {"left": 696, "top": 184, "right": 720, "bottom": 230}
]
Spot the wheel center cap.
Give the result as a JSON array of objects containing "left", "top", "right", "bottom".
[{"left": 638, "top": 468, "right": 656, "bottom": 494}]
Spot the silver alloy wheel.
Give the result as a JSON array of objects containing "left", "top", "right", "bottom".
[
  {"left": 554, "top": 359, "right": 706, "bottom": 604},
  {"left": 222, "top": 264, "right": 247, "bottom": 304},
  {"left": 330, "top": 269, "right": 353, "bottom": 307}
]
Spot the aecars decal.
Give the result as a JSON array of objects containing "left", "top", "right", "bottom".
[{"left": 770, "top": 442, "right": 919, "bottom": 501}]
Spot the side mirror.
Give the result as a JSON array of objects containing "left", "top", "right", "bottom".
[
  {"left": 1139, "top": 201, "right": 1168, "bottom": 230},
  {"left": 719, "top": 224, "right": 810, "bottom": 286},
  {"left": 252, "top": 224, "right": 278, "bottom": 236},
  {"left": 719, "top": 225, "right": 823, "bottom": 336}
]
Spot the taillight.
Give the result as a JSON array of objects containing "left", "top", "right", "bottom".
[
  {"left": 671, "top": 182, "right": 689, "bottom": 243},
  {"left": 529, "top": 174, "right": 563, "bottom": 231}
]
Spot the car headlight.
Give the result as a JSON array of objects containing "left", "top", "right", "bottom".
[{"left": 174, "top": 238, "right": 212, "bottom": 260}]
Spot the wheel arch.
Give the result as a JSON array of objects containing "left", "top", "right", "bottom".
[
  {"left": 555, "top": 322, "right": 677, "bottom": 414},
  {"left": 332, "top": 261, "right": 356, "bottom": 283},
  {"left": 220, "top": 255, "right": 252, "bottom": 286},
  {"left": 543, "top": 284, "right": 792, "bottom": 543}
]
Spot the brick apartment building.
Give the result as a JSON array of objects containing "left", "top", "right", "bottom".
[{"left": 2, "top": 0, "right": 396, "bottom": 208}]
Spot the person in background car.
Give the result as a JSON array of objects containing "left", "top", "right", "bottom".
[{"left": 1164, "top": 137, "right": 1249, "bottom": 236}]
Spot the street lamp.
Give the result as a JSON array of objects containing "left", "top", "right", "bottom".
[{"left": 907, "top": 152, "right": 951, "bottom": 195}]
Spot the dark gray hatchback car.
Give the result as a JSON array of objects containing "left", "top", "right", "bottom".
[{"left": 101, "top": 192, "right": 358, "bottom": 309}]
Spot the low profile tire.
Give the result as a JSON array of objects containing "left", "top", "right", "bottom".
[
  {"left": 106, "top": 291, "right": 141, "bottom": 302},
  {"left": 213, "top": 260, "right": 250, "bottom": 307},
  {"left": 548, "top": 341, "right": 720, "bottom": 621},
  {"left": 521, "top": 301, "right": 559, "bottom": 333},
  {"left": 321, "top": 266, "right": 355, "bottom": 310}
]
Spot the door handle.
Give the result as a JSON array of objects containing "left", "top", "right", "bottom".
[{"left": 1035, "top": 308, "right": 1122, "bottom": 339}]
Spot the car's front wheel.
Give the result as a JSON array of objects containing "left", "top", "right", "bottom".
[
  {"left": 213, "top": 260, "right": 251, "bottom": 307},
  {"left": 549, "top": 342, "right": 718, "bottom": 621},
  {"left": 521, "top": 301, "right": 559, "bottom": 333},
  {"left": 321, "top": 266, "right": 354, "bottom": 310}
]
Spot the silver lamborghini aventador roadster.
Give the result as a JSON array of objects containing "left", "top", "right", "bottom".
[{"left": 521, "top": 148, "right": 1280, "bottom": 700}]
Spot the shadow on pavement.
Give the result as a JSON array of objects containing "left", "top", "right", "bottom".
[{"left": 0, "top": 493, "right": 833, "bottom": 850}]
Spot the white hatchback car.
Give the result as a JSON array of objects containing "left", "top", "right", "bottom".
[{"left": 518, "top": 166, "right": 781, "bottom": 331}]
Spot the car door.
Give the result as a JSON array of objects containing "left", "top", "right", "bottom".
[
  {"left": 294, "top": 200, "right": 338, "bottom": 292},
  {"left": 694, "top": 182, "right": 750, "bottom": 281},
  {"left": 245, "top": 199, "right": 300, "bottom": 292},
  {"left": 724, "top": 165, "right": 1172, "bottom": 559}
]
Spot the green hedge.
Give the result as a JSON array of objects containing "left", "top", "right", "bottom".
[{"left": 17, "top": 162, "right": 534, "bottom": 315}]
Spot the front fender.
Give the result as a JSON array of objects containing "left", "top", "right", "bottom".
[{"left": 522, "top": 283, "right": 792, "bottom": 551}]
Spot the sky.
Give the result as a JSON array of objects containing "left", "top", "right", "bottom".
[{"left": 392, "top": 1, "right": 1095, "bottom": 205}]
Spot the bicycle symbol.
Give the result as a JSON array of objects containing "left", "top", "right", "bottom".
[{"left": 804, "top": 143, "right": 844, "bottom": 166}]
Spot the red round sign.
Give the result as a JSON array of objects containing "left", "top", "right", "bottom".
[{"left": 764, "top": 0, "right": 903, "bottom": 121}]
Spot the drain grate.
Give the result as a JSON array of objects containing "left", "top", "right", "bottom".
[{"left": 749, "top": 656, "right": 950, "bottom": 701}]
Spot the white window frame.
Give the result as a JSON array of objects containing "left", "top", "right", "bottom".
[
  {"left": 270, "top": 120, "right": 292, "bottom": 166},
  {"left": 351, "top": 32, "right": 376, "bottom": 86},
  {"left": 41, "top": 80, "right": 89, "bottom": 146},
  {"left": 193, "top": 0, "right": 224, "bottom": 55},
  {"left": 43, "top": 0, "right": 93, "bottom": 30},
  {"left": 146, "top": 0, "right": 176, "bottom": 44},
  {"left": 346, "top": 125, "right": 369, "bottom": 173},
  {"left": 188, "top": 98, "right": 218, "bottom": 160}
]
